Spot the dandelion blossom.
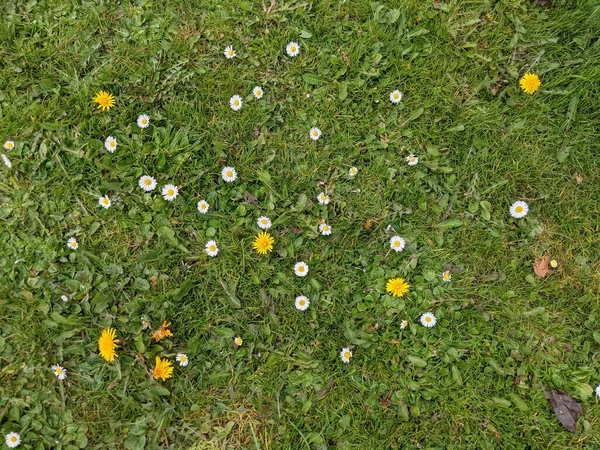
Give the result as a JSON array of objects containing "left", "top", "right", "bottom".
[
  {"left": 93, "top": 90, "right": 116, "bottom": 111},
  {"left": 319, "top": 223, "right": 332, "bottom": 236},
  {"left": 152, "top": 356, "right": 174, "bottom": 381},
  {"left": 519, "top": 73, "right": 541, "bottom": 94},
  {"left": 390, "top": 236, "right": 405, "bottom": 252},
  {"left": 5, "top": 432, "right": 21, "bottom": 448},
  {"left": 98, "top": 195, "right": 111, "bottom": 209},
  {"left": 286, "top": 41, "right": 300, "bottom": 57},
  {"left": 510, "top": 201, "right": 529, "bottom": 219},
  {"left": 197, "top": 200, "right": 209, "bottom": 214},
  {"left": 224, "top": 45, "right": 236, "bottom": 59},
  {"left": 176, "top": 353, "right": 189, "bottom": 367},
  {"left": 406, "top": 154, "right": 418, "bottom": 166},
  {"left": 390, "top": 90, "right": 403, "bottom": 104},
  {"left": 137, "top": 114, "right": 150, "bottom": 128},
  {"left": 309, "top": 127, "right": 321, "bottom": 141},
  {"left": 234, "top": 336, "right": 243, "bottom": 347},
  {"left": 98, "top": 327, "right": 118, "bottom": 362},
  {"left": 67, "top": 237, "right": 78, "bottom": 250},
  {"left": 257, "top": 216, "right": 272, "bottom": 229},
  {"left": 3, "top": 140, "right": 14, "bottom": 150},
  {"left": 52, "top": 364, "right": 67, "bottom": 380},
  {"left": 252, "top": 86, "right": 264, "bottom": 99},
  {"left": 162, "top": 184, "right": 178, "bottom": 201},
  {"left": 253, "top": 232, "right": 274, "bottom": 255},
  {"left": 295, "top": 295, "right": 310, "bottom": 311},
  {"left": 294, "top": 261, "right": 309, "bottom": 277},
  {"left": 151, "top": 321, "right": 173, "bottom": 342},
  {"left": 420, "top": 312, "right": 437, "bottom": 328},
  {"left": 317, "top": 192, "right": 330, "bottom": 205},
  {"left": 442, "top": 271, "right": 451, "bottom": 282},
  {"left": 1, "top": 153, "right": 12, "bottom": 168},
  {"left": 229, "top": 95, "right": 242, "bottom": 111},
  {"left": 104, "top": 136, "right": 117, "bottom": 153},
  {"left": 386, "top": 277, "right": 410, "bottom": 298},
  {"left": 138, "top": 175, "right": 157, "bottom": 192},
  {"left": 400, "top": 320, "right": 408, "bottom": 329},
  {"left": 349, "top": 167, "right": 358, "bottom": 177},
  {"left": 340, "top": 347, "right": 352, "bottom": 363},
  {"left": 222, "top": 166, "right": 237, "bottom": 182},
  {"left": 205, "top": 240, "right": 219, "bottom": 257}
]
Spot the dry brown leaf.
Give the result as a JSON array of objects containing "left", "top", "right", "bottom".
[
  {"left": 575, "top": 174, "right": 583, "bottom": 184},
  {"left": 533, "top": 255, "right": 550, "bottom": 278},
  {"left": 546, "top": 389, "right": 582, "bottom": 433}
]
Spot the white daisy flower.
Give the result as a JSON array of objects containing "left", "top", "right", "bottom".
[
  {"left": 400, "top": 320, "right": 408, "bottom": 329},
  {"left": 349, "top": 167, "right": 358, "bottom": 177},
  {"left": 406, "top": 154, "right": 419, "bottom": 166},
  {"left": 286, "top": 41, "right": 300, "bottom": 57},
  {"left": 595, "top": 384, "right": 600, "bottom": 398},
  {"left": 309, "top": 127, "right": 321, "bottom": 141},
  {"left": 295, "top": 295, "right": 310, "bottom": 311},
  {"left": 224, "top": 45, "right": 236, "bottom": 59},
  {"left": 98, "top": 196, "right": 111, "bottom": 209},
  {"left": 340, "top": 347, "right": 352, "bottom": 363},
  {"left": 389, "top": 236, "right": 405, "bottom": 252},
  {"left": 5, "top": 432, "right": 21, "bottom": 448},
  {"left": 67, "top": 237, "right": 78, "bottom": 250},
  {"left": 234, "top": 336, "right": 243, "bottom": 347},
  {"left": 138, "top": 175, "right": 157, "bottom": 191},
  {"left": 294, "top": 261, "right": 309, "bottom": 277},
  {"left": 4, "top": 140, "right": 15, "bottom": 150},
  {"left": 317, "top": 192, "right": 330, "bottom": 205},
  {"left": 390, "top": 90, "right": 403, "bottom": 104},
  {"left": 205, "top": 240, "right": 219, "bottom": 257},
  {"left": 104, "top": 136, "right": 117, "bottom": 153},
  {"left": 442, "top": 271, "right": 451, "bottom": 282},
  {"left": 252, "top": 86, "right": 264, "bottom": 99},
  {"left": 420, "top": 312, "right": 437, "bottom": 328},
  {"left": 162, "top": 184, "right": 179, "bottom": 202},
  {"left": 1, "top": 153, "right": 12, "bottom": 168},
  {"left": 197, "top": 200, "right": 209, "bottom": 214},
  {"left": 51, "top": 364, "right": 67, "bottom": 380},
  {"left": 229, "top": 95, "right": 242, "bottom": 111},
  {"left": 510, "top": 201, "right": 529, "bottom": 219},
  {"left": 257, "top": 216, "right": 272, "bottom": 230},
  {"left": 60, "top": 295, "right": 69, "bottom": 302},
  {"left": 222, "top": 166, "right": 237, "bottom": 182},
  {"left": 319, "top": 223, "right": 332, "bottom": 236},
  {"left": 176, "top": 353, "right": 189, "bottom": 367},
  {"left": 550, "top": 259, "right": 558, "bottom": 269},
  {"left": 137, "top": 114, "right": 150, "bottom": 128}
]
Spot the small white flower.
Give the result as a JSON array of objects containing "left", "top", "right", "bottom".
[
  {"left": 67, "top": 237, "right": 78, "bottom": 250},
  {"left": 222, "top": 166, "right": 237, "bottom": 182},
  {"left": 400, "top": 320, "right": 408, "bottom": 329},
  {"left": 349, "top": 167, "right": 358, "bottom": 177},
  {"left": 257, "top": 216, "right": 272, "bottom": 229},
  {"left": 389, "top": 236, "right": 405, "bottom": 252},
  {"left": 229, "top": 95, "right": 243, "bottom": 111},
  {"left": 420, "top": 312, "right": 437, "bottom": 328},
  {"left": 176, "top": 353, "right": 189, "bottom": 367},
  {"left": 390, "top": 90, "right": 403, "bottom": 104},
  {"left": 98, "top": 195, "right": 111, "bottom": 209},
  {"left": 104, "top": 136, "right": 117, "bottom": 153},
  {"left": 319, "top": 223, "right": 332, "bottom": 236},
  {"left": 162, "top": 184, "right": 179, "bottom": 201},
  {"left": 137, "top": 114, "right": 150, "bottom": 128},
  {"left": 340, "top": 347, "right": 352, "bottom": 363},
  {"left": 1, "top": 153, "right": 12, "bottom": 168},
  {"left": 442, "top": 271, "right": 451, "bottom": 282},
  {"left": 60, "top": 295, "right": 69, "bottom": 302},
  {"left": 317, "top": 192, "right": 330, "bottom": 205},
  {"left": 234, "top": 336, "right": 243, "bottom": 346},
  {"left": 309, "top": 127, "right": 321, "bottom": 141},
  {"left": 138, "top": 175, "right": 157, "bottom": 191},
  {"left": 286, "top": 41, "right": 300, "bottom": 57},
  {"left": 406, "top": 154, "right": 419, "bottom": 166},
  {"left": 224, "top": 45, "right": 236, "bottom": 59},
  {"left": 205, "top": 240, "right": 219, "bottom": 257},
  {"left": 52, "top": 364, "right": 67, "bottom": 380},
  {"left": 197, "top": 200, "right": 209, "bottom": 214},
  {"left": 295, "top": 295, "right": 310, "bottom": 311},
  {"left": 294, "top": 261, "right": 309, "bottom": 277},
  {"left": 510, "top": 201, "right": 529, "bottom": 219},
  {"left": 3, "top": 140, "right": 15, "bottom": 150},
  {"left": 5, "top": 432, "right": 21, "bottom": 448},
  {"left": 252, "top": 86, "right": 264, "bottom": 99},
  {"left": 595, "top": 384, "right": 600, "bottom": 398}
]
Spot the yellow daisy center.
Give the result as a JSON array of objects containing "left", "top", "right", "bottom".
[
  {"left": 299, "top": 299, "right": 306, "bottom": 306},
  {"left": 234, "top": 99, "right": 239, "bottom": 106},
  {"left": 321, "top": 195, "right": 326, "bottom": 201},
  {"left": 103, "top": 199, "right": 109, "bottom": 204},
  {"left": 515, "top": 206, "right": 523, "bottom": 213},
  {"left": 235, "top": 338, "right": 242, "bottom": 345},
  {"left": 226, "top": 171, "right": 233, "bottom": 177},
  {"left": 144, "top": 179, "right": 152, "bottom": 185},
  {"left": 142, "top": 118, "right": 147, "bottom": 124},
  {"left": 344, "top": 352, "right": 351, "bottom": 359},
  {"left": 323, "top": 226, "right": 329, "bottom": 231},
  {"left": 298, "top": 266, "right": 304, "bottom": 272},
  {"left": 256, "top": 90, "right": 262, "bottom": 95},
  {"left": 291, "top": 45, "right": 296, "bottom": 52},
  {"left": 209, "top": 245, "right": 216, "bottom": 252},
  {"left": 394, "top": 93, "right": 399, "bottom": 99},
  {"left": 425, "top": 316, "right": 432, "bottom": 322},
  {"left": 56, "top": 368, "right": 63, "bottom": 374},
  {"left": 167, "top": 189, "right": 174, "bottom": 196},
  {"left": 443, "top": 273, "right": 450, "bottom": 280},
  {"left": 394, "top": 241, "right": 400, "bottom": 247},
  {"left": 10, "top": 436, "right": 17, "bottom": 442},
  {"left": 6, "top": 142, "right": 13, "bottom": 148}
]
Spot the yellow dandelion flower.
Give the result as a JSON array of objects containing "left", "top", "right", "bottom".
[
  {"left": 151, "top": 321, "right": 173, "bottom": 342},
  {"left": 253, "top": 232, "right": 274, "bottom": 255},
  {"left": 92, "top": 90, "right": 116, "bottom": 111},
  {"left": 98, "top": 327, "right": 118, "bottom": 362},
  {"left": 386, "top": 277, "right": 410, "bottom": 298},
  {"left": 152, "top": 356, "right": 174, "bottom": 381},
  {"left": 519, "top": 73, "right": 541, "bottom": 95}
]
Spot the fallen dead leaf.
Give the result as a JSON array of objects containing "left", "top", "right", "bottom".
[
  {"left": 575, "top": 174, "right": 583, "bottom": 184},
  {"left": 533, "top": 255, "right": 550, "bottom": 278},
  {"left": 546, "top": 389, "right": 582, "bottom": 433}
]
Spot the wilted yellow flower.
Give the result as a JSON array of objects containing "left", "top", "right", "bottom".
[
  {"left": 252, "top": 232, "right": 274, "bottom": 255},
  {"left": 519, "top": 73, "right": 541, "bottom": 94},
  {"left": 98, "top": 327, "right": 118, "bottom": 362},
  {"left": 151, "top": 321, "right": 173, "bottom": 342},
  {"left": 386, "top": 278, "right": 410, "bottom": 298},
  {"left": 92, "top": 90, "right": 116, "bottom": 111},
  {"left": 152, "top": 356, "right": 174, "bottom": 381}
]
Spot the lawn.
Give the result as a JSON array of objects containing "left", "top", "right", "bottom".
[{"left": 1, "top": 0, "right": 600, "bottom": 448}]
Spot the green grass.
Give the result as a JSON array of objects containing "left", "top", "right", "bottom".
[{"left": 1, "top": 0, "right": 600, "bottom": 448}]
